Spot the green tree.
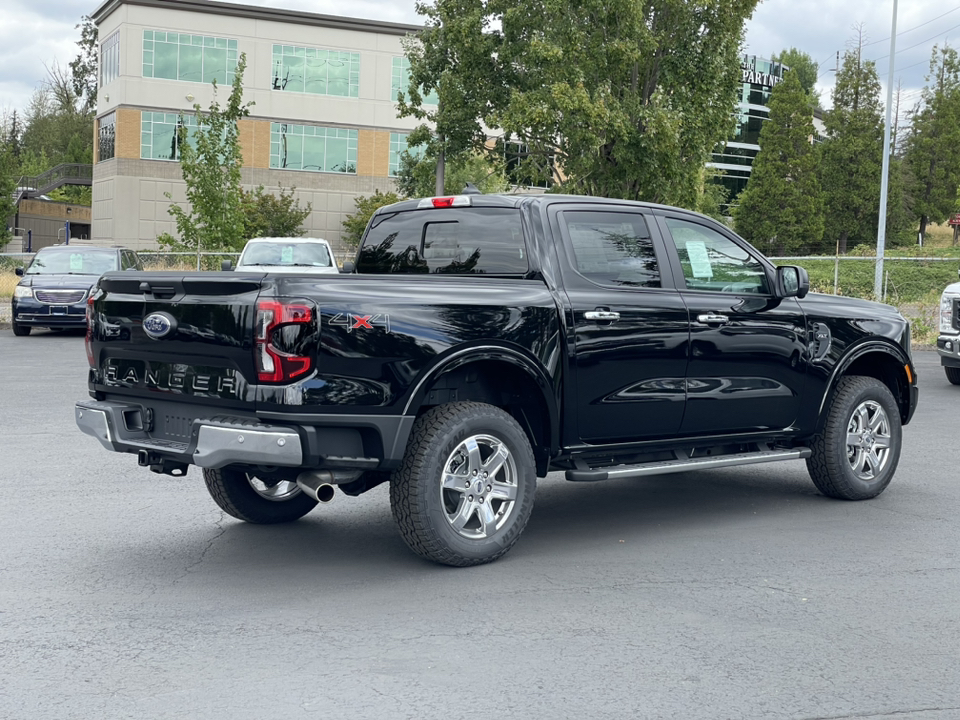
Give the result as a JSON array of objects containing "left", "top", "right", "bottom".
[
  {"left": 241, "top": 185, "right": 312, "bottom": 239},
  {"left": 395, "top": 149, "right": 508, "bottom": 198},
  {"left": 341, "top": 190, "right": 401, "bottom": 249},
  {"left": 69, "top": 16, "right": 98, "bottom": 114},
  {"left": 903, "top": 44, "right": 960, "bottom": 243},
  {"left": 20, "top": 64, "right": 94, "bottom": 176},
  {"left": 0, "top": 138, "right": 17, "bottom": 247},
  {"left": 733, "top": 69, "right": 824, "bottom": 254},
  {"left": 400, "top": 0, "right": 758, "bottom": 207},
  {"left": 158, "top": 53, "right": 253, "bottom": 252},
  {"left": 772, "top": 47, "right": 820, "bottom": 104},
  {"left": 819, "top": 44, "right": 883, "bottom": 254}
]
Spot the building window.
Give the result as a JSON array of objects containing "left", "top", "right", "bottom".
[
  {"left": 388, "top": 133, "right": 426, "bottom": 176},
  {"left": 141, "top": 112, "right": 198, "bottom": 161},
  {"left": 270, "top": 123, "right": 357, "bottom": 174},
  {"left": 272, "top": 45, "right": 359, "bottom": 97},
  {"left": 101, "top": 31, "right": 120, "bottom": 87},
  {"left": 391, "top": 57, "right": 438, "bottom": 105},
  {"left": 143, "top": 30, "right": 238, "bottom": 85},
  {"left": 97, "top": 112, "right": 116, "bottom": 162}
]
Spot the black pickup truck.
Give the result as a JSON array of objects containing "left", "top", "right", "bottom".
[{"left": 76, "top": 193, "right": 918, "bottom": 566}]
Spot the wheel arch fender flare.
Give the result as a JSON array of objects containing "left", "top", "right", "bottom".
[
  {"left": 816, "top": 340, "right": 913, "bottom": 430},
  {"left": 401, "top": 344, "right": 560, "bottom": 454}
]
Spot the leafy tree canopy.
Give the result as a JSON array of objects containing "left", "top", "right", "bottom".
[
  {"left": 241, "top": 185, "right": 312, "bottom": 240},
  {"left": 395, "top": 148, "right": 508, "bottom": 198},
  {"left": 772, "top": 47, "right": 820, "bottom": 104},
  {"left": 399, "top": 0, "right": 759, "bottom": 208}
]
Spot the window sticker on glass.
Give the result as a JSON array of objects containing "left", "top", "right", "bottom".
[
  {"left": 685, "top": 241, "right": 713, "bottom": 279},
  {"left": 70, "top": 254, "right": 84, "bottom": 272},
  {"left": 281, "top": 246, "right": 294, "bottom": 263}
]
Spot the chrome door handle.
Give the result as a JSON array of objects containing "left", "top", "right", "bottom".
[
  {"left": 585, "top": 310, "right": 620, "bottom": 322},
  {"left": 697, "top": 313, "right": 729, "bottom": 325}
]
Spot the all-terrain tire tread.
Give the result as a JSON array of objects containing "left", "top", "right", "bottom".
[
  {"left": 389, "top": 402, "right": 535, "bottom": 567},
  {"left": 945, "top": 366, "right": 960, "bottom": 385},
  {"left": 806, "top": 375, "right": 900, "bottom": 501}
]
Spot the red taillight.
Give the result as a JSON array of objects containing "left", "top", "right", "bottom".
[
  {"left": 255, "top": 300, "right": 313, "bottom": 383},
  {"left": 84, "top": 294, "right": 95, "bottom": 368},
  {"left": 432, "top": 197, "right": 455, "bottom": 208}
]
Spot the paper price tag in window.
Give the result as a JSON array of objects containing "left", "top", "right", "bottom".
[
  {"left": 685, "top": 241, "right": 713, "bottom": 279},
  {"left": 69, "top": 254, "right": 84, "bottom": 272},
  {"left": 281, "top": 246, "right": 294, "bottom": 263}
]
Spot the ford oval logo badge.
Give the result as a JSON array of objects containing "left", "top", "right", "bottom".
[{"left": 143, "top": 312, "right": 176, "bottom": 339}]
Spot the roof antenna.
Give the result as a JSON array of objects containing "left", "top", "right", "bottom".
[{"left": 462, "top": 182, "right": 482, "bottom": 195}]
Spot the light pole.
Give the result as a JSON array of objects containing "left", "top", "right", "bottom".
[{"left": 875, "top": 0, "right": 898, "bottom": 300}]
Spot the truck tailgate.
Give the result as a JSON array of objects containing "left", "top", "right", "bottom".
[{"left": 89, "top": 272, "right": 265, "bottom": 410}]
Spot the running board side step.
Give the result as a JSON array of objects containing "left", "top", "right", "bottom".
[{"left": 565, "top": 448, "right": 811, "bottom": 482}]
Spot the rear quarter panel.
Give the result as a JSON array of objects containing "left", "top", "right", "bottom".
[{"left": 257, "top": 274, "right": 563, "bottom": 414}]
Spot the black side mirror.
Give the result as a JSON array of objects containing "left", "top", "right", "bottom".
[
  {"left": 340, "top": 261, "right": 355, "bottom": 273},
  {"left": 777, "top": 265, "right": 809, "bottom": 299},
  {"left": 15, "top": 267, "right": 24, "bottom": 276},
  {"left": 221, "top": 260, "right": 233, "bottom": 272}
]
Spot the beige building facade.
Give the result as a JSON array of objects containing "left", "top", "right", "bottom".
[{"left": 90, "top": 0, "right": 427, "bottom": 251}]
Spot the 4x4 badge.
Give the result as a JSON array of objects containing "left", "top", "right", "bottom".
[{"left": 327, "top": 312, "right": 391, "bottom": 333}]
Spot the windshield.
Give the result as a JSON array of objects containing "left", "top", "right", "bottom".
[
  {"left": 27, "top": 249, "right": 118, "bottom": 275},
  {"left": 239, "top": 242, "right": 332, "bottom": 268}
]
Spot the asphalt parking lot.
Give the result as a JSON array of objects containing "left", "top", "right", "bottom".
[{"left": 2, "top": 330, "right": 959, "bottom": 720}]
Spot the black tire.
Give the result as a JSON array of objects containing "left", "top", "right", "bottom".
[
  {"left": 12, "top": 321, "right": 31, "bottom": 336},
  {"left": 945, "top": 366, "right": 960, "bottom": 385},
  {"left": 806, "top": 375, "right": 902, "bottom": 500},
  {"left": 390, "top": 402, "right": 537, "bottom": 567},
  {"left": 202, "top": 467, "right": 318, "bottom": 523}
]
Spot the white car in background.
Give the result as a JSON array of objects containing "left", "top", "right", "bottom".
[{"left": 228, "top": 237, "right": 340, "bottom": 274}]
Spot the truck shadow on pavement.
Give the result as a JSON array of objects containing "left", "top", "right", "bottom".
[{"left": 143, "top": 463, "right": 848, "bottom": 580}]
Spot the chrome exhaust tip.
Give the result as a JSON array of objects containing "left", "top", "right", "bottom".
[{"left": 297, "top": 470, "right": 337, "bottom": 503}]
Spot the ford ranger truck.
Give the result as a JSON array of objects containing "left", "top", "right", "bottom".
[{"left": 76, "top": 194, "right": 919, "bottom": 566}]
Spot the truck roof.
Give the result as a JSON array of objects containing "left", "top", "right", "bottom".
[{"left": 375, "top": 192, "right": 694, "bottom": 217}]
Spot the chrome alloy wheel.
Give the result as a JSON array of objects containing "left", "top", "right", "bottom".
[
  {"left": 440, "top": 434, "right": 519, "bottom": 539},
  {"left": 247, "top": 476, "right": 303, "bottom": 502},
  {"left": 846, "top": 400, "right": 892, "bottom": 481}
]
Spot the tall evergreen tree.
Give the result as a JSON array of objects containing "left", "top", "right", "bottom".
[
  {"left": 903, "top": 44, "right": 960, "bottom": 242},
  {"left": 819, "top": 44, "right": 883, "bottom": 253},
  {"left": 733, "top": 69, "right": 824, "bottom": 255}
]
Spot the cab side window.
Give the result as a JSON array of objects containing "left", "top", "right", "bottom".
[
  {"left": 665, "top": 218, "right": 769, "bottom": 294},
  {"left": 562, "top": 211, "right": 660, "bottom": 288}
]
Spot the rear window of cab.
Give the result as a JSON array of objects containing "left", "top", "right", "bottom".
[{"left": 357, "top": 207, "right": 528, "bottom": 275}]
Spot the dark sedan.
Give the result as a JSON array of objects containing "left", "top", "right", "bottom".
[{"left": 11, "top": 246, "right": 142, "bottom": 336}]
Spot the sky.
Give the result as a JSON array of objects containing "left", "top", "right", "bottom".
[{"left": 0, "top": 0, "right": 954, "bottom": 126}]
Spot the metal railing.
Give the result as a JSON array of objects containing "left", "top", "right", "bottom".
[{"left": 14, "top": 163, "right": 94, "bottom": 205}]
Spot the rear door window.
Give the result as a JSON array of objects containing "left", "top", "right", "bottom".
[
  {"left": 561, "top": 210, "right": 661, "bottom": 288},
  {"left": 357, "top": 207, "right": 528, "bottom": 275}
]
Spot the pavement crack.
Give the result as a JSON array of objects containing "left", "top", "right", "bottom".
[
  {"left": 799, "top": 706, "right": 960, "bottom": 720},
  {"left": 180, "top": 511, "right": 228, "bottom": 577}
]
